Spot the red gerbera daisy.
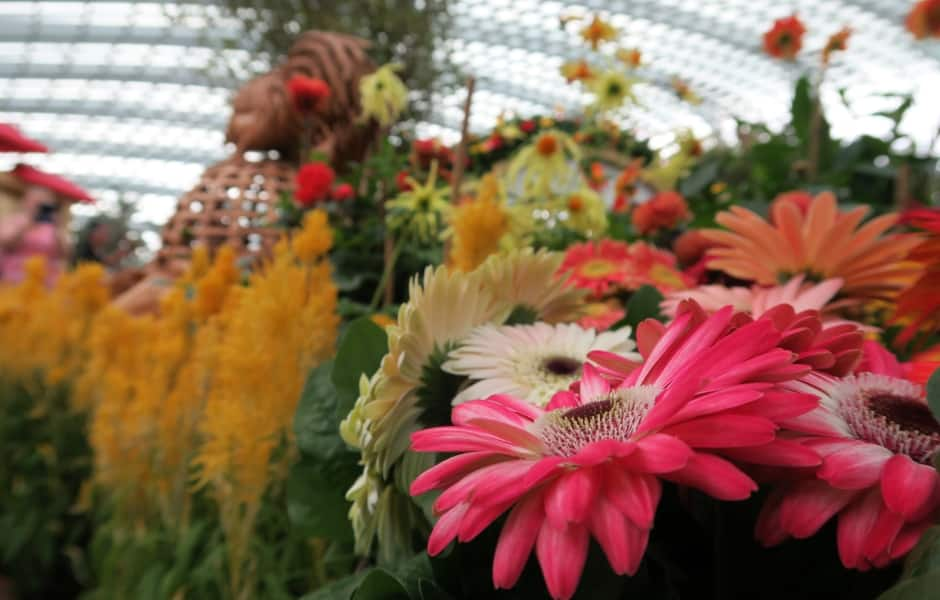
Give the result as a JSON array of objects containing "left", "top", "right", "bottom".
[
  {"left": 757, "top": 372, "right": 940, "bottom": 570},
  {"left": 286, "top": 75, "right": 331, "bottom": 115},
  {"left": 411, "top": 304, "right": 822, "bottom": 599},
  {"left": 632, "top": 191, "right": 691, "bottom": 236},
  {"left": 294, "top": 162, "right": 335, "bottom": 207},
  {"left": 558, "top": 240, "right": 632, "bottom": 297},
  {"left": 763, "top": 15, "right": 807, "bottom": 60}
]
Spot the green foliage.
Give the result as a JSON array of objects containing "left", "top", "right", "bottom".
[
  {"left": 612, "top": 285, "right": 665, "bottom": 331},
  {"left": 0, "top": 376, "right": 91, "bottom": 600},
  {"left": 288, "top": 457, "right": 358, "bottom": 543},
  {"left": 331, "top": 318, "right": 389, "bottom": 422},
  {"left": 928, "top": 368, "right": 940, "bottom": 425}
]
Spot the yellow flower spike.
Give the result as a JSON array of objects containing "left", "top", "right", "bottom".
[
  {"left": 292, "top": 209, "right": 333, "bottom": 263},
  {"left": 359, "top": 63, "right": 409, "bottom": 127},
  {"left": 446, "top": 176, "right": 512, "bottom": 272}
]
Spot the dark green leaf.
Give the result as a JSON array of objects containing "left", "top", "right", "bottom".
[
  {"left": 614, "top": 285, "right": 665, "bottom": 330},
  {"left": 418, "top": 579, "right": 454, "bottom": 600},
  {"left": 301, "top": 569, "right": 372, "bottom": 600},
  {"left": 928, "top": 367, "right": 940, "bottom": 425},
  {"left": 332, "top": 317, "right": 389, "bottom": 418},
  {"left": 791, "top": 76, "right": 813, "bottom": 149},
  {"left": 878, "top": 570, "right": 940, "bottom": 600},
  {"left": 902, "top": 525, "right": 940, "bottom": 580},
  {"left": 679, "top": 158, "right": 722, "bottom": 198},
  {"left": 352, "top": 569, "right": 410, "bottom": 600},
  {"left": 295, "top": 360, "right": 351, "bottom": 462},
  {"left": 287, "top": 456, "right": 358, "bottom": 543}
]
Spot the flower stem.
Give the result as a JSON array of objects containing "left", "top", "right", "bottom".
[{"left": 370, "top": 235, "right": 403, "bottom": 310}]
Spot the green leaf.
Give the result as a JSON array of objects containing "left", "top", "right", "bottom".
[
  {"left": 332, "top": 317, "right": 389, "bottom": 418},
  {"left": 791, "top": 75, "right": 813, "bottom": 149},
  {"left": 287, "top": 456, "right": 358, "bottom": 543},
  {"left": 878, "top": 571, "right": 940, "bottom": 600},
  {"left": 928, "top": 367, "right": 940, "bottom": 425},
  {"left": 679, "top": 158, "right": 722, "bottom": 198},
  {"left": 295, "top": 360, "right": 351, "bottom": 462},
  {"left": 902, "top": 525, "right": 940, "bottom": 580},
  {"left": 352, "top": 569, "right": 410, "bottom": 600},
  {"left": 615, "top": 285, "right": 665, "bottom": 330},
  {"left": 301, "top": 569, "right": 372, "bottom": 600},
  {"left": 418, "top": 579, "right": 454, "bottom": 600}
]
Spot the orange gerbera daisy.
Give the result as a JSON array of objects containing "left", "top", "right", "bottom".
[
  {"left": 906, "top": 0, "right": 940, "bottom": 39},
  {"left": 559, "top": 239, "right": 632, "bottom": 297},
  {"left": 763, "top": 15, "right": 806, "bottom": 60},
  {"left": 702, "top": 192, "right": 922, "bottom": 303},
  {"left": 893, "top": 208, "right": 940, "bottom": 343},
  {"left": 905, "top": 344, "right": 940, "bottom": 386}
]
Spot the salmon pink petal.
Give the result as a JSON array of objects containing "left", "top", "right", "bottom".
[
  {"left": 545, "top": 468, "right": 599, "bottom": 527},
  {"left": 779, "top": 480, "right": 856, "bottom": 538},
  {"left": 620, "top": 433, "right": 692, "bottom": 473},
  {"left": 881, "top": 454, "right": 940, "bottom": 521},
  {"left": 428, "top": 502, "right": 469, "bottom": 555},
  {"left": 536, "top": 521, "right": 590, "bottom": 600},
  {"left": 817, "top": 442, "right": 892, "bottom": 490},
  {"left": 410, "top": 451, "right": 504, "bottom": 496},
  {"left": 661, "top": 415, "right": 776, "bottom": 448},
  {"left": 604, "top": 467, "right": 661, "bottom": 529},
  {"left": 590, "top": 497, "right": 649, "bottom": 575},
  {"left": 665, "top": 453, "right": 756, "bottom": 500},
  {"left": 837, "top": 490, "right": 882, "bottom": 569},
  {"left": 720, "top": 439, "right": 821, "bottom": 467},
  {"left": 493, "top": 492, "right": 544, "bottom": 589}
]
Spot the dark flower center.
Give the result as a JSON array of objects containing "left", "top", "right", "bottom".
[
  {"left": 868, "top": 395, "right": 940, "bottom": 436},
  {"left": 543, "top": 356, "right": 582, "bottom": 376},
  {"left": 562, "top": 399, "right": 612, "bottom": 420},
  {"left": 607, "top": 82, "right": 623, "bottom": 96}
]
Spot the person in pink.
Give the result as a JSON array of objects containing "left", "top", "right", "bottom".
[{"left": 0, "top": 184, "right": 68, "bottom": 286}]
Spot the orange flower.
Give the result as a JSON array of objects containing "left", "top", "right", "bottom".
[
  {"left": 893, "top": 208, "right": 940, "bottom": 344},
  {"left": 770, "top": 190, "right": 815, "bottom": 218},
  {"left": 613, "top": 159, "right": 643, "bottom": 207},
  {"left": 615, "top": 48, "right": 642, "bottom": 68},
  {"left": 822, "top": 27, "right": 852, "bottom": 64},
  {"left": 904, "top": 344, "right": 940, "bottom": 386},
  {"left": 632, "top": 191, "right": 691, "bottom": 235},
  {"left": 578, "top": 299, "right": 625, "bottom": 331},
  {"left": 535, "top": 133, "right": 559, "bottom": 156},
  {"left": 580, "top": 15, "right": 618, "bottom": 50},
  {"left": 906, "top": 0, "right": 940, "bottom": 39},
  {"left": 559, "top": 239, "right": 691, "bottom": 297},
  {"left": 763, "top": 15, "right": 806, "bottom": 60},
  {"left": 560, "top": 60, "right": 595, "bottom": 83},
  {"left": 703, "top": 192, "right": 923, "bottom": 303},
  {"left": 587, "top": 162, "right": 607, "bottom": 190}
]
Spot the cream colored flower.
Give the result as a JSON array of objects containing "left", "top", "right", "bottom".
[{"left": 359, "top": 63, "right": 408, "bottom": 127}]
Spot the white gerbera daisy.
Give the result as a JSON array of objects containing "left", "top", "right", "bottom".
[{"left": 443, "top": 322, "right": 640, "bottom": 407}]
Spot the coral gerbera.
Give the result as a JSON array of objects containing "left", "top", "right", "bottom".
[
  {"left": 558, "top": 239, "right": 632, "bottom": 297},
  {"left": 757, "top": 373, "right": 940, "bottom": 570},
  {"left": 578, "top": 299, "right": 625, "bottom": 332},
  {"left": 763, "top": 15, "right": 807, "bottom": 60},
  {"left": 443, "top": 322, "right": 639, "bottom": 406},
  {"left": 411, "top": 304, "right": 822, "bottom": 599},
  {"left": 893, "top": 207, "right": 940, "bottom": 344},
  {"left": 703, "top": 192, "right": 922, "bottom": 303},
  {"left": 906, "top": 0, "right": 940, "bottom": 39}
]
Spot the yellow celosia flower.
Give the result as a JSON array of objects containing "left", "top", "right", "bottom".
[
  {"left": 581, "top": 15, "right": 618, "bottom": 49},
  {"left": 386, "top": 161, "right": 452, "bottom": 242},
  {"left": 589, "top": 69, "right": 638, "bottom": 113},
  {"left": 292, "top": 209, "right": 333, "bottom": 263},
  {"left": 359, "top": 63, "right": 409, "bottom": 127},
  {"left": 447, "top": 175, "right": 511, "bottom": 272}
]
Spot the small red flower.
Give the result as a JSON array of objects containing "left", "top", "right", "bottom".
[
  {"left": 482, "top": 133, "right": 504, "bottom": 153},
  {"left": 672, "top": 230, "right": 716, "bottom": 267},
  {"left": 395, "top": 170, "right": 414, "bottom": 192},
  {"left": 632, "top": 191, "right": 691, "bottom": 236},
  {"left": 613, "top": 195, "right": 631, "bottom": 214},
  {"left": 287, "top": 75, "right": 331, "bottom": 115},
  {"left": 763, "top": 15, "right": 806, "bottom": 60},
  {"left": 520, "top": 119, "right": 537, "bottom": 133},
  {"left": 906, "top": 0, "right": 940, "bottom": 39},
  {"left": 294, "top": 162, "right": 335, "bottom": 207},
  {"left": 332, "top": 183, "right": 355, "bottom": 201},
  {"left": 588, "top": 162, "right": 607, "bottom": 190},
  {"left": 413, "top": 138, "right": 439, "bottom": 157}
]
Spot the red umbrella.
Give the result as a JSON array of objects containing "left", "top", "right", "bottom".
[
  {"left": 0, "top": 123, "right": 49, "bottom": 154},
  {"left": 12, "top": 163, "right": 94, "bottom": 203}
]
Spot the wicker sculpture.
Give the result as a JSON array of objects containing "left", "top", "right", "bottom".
[{"left": 114, "top": 31, "right": 377, "bottom": 314}]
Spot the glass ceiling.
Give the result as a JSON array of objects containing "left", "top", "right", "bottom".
[{"left": 1, "top": 0, "right": 939, "bottom": 231}]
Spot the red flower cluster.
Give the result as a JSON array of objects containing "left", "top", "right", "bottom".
[
  {"left": 632, "top": 191, "right": 690, "bottom": 236},
  {"left": 413, "top": 138, "right": 454, "bottom": 170},
  {"left": 287, "top": 75, "right": 331, "bottom": 115},
  {"left": 906, "top": 0, "right": 940, "bottom": 39},
  {"left": 294, "top": 162, "right": 352, "bottom": 207},
  {"left": 763, "top": 15, "right": 806, "bottom": 60}
]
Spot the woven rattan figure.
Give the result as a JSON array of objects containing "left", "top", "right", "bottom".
[{"left": 114, "top": 31, "right": 377, "bottom": 314}]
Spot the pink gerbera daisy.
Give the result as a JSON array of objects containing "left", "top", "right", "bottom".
[
  {"left": 410, "top": 304, "right": 823, "bottom": 599},
  {"left": 757, "top": 372, "right": 940, "bottom": 570}
]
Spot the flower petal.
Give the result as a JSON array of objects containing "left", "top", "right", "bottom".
[
  {"left": 816, "top": 441, "right": 892, "bottom": 490},
  {"left": 604, "top": 467, "right": 661, "bottom": 529},
  {"left": 428, "top": 502, "right": 469, "bottom": 555},
  {"left": 881, "top": 454, "right": 940, "bottom": 521},
  {"left": 720, "top": 439, "right": 821, "bottom": 467},
  {"left": 410, "top": 451, "right": 503, "bottom": 496},
  {"left": 536, "top": 521, "right": 590, "bottom": 600},
  {"left": 619, "top": 433, "right": 692, "bottom": 473},
  {"left": 544, "top": 468, "right": 600, "bottom": 527},
  {"left": 590, "top": 497, "right": 649, "bottom": 575},
  {"left": 493, "top": 492, "right": 544, "bottom": 590},
  {"left": 779, "top": 480, "right": 857, "bottom": 539},
  {"left": 661, "top": 415, "right": 777, "bottom": 448},
  {"left": 665, "top": 452, "right": 756, "bottom": 500},
  {"left": 837, "top": 490, "right": 882, "bottom": 569}
]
